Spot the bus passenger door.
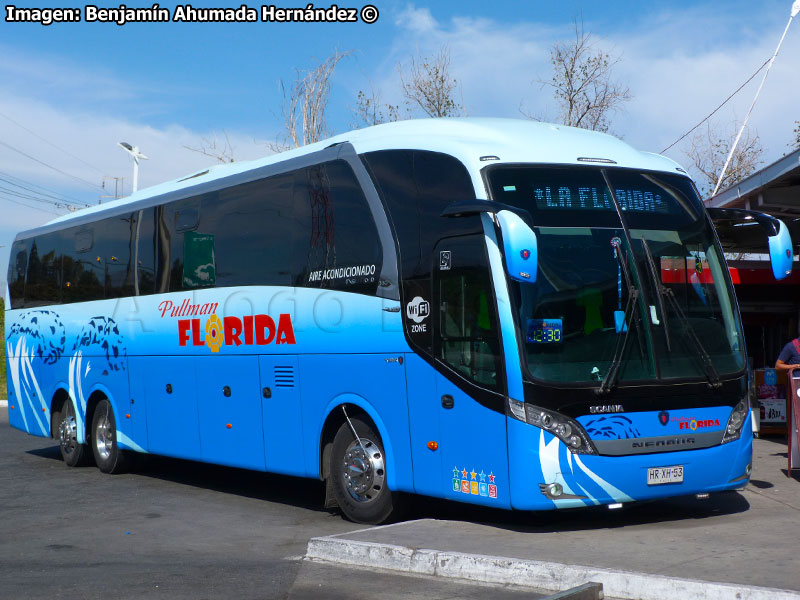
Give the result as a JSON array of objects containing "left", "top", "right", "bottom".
[
  {"left": 431, "top": 235, "right": 510, "bottom": 507},
  {"left": 138, "top": 356, "right": 202, "bottom": 460},
  {"left": 196, "top": 355, "right": 265, "bottom": 471},
  {"left": 259, "top": 355, "right": 304, "bottom": 476}
]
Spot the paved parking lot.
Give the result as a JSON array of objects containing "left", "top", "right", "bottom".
[
  {"left": 0, "top": 407, "right": 548, "bottom": 599},
  {"left": 2, "top": 403, "right": 798, "bottom": 599}
]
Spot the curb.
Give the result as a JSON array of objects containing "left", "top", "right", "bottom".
[{"left": 306, "top": 536, "right": 800, "bottom": 600}]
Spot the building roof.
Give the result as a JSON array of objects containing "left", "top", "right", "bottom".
[{"left": 705, "top": 147, "right": 800, "bottom": 214}]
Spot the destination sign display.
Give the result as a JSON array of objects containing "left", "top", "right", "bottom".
[{"left": 531, "top": 185, "right": 669, "bottom": 215}]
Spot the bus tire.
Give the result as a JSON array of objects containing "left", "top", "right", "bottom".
[
  {"left": 58, "top": 400, "right": 91, "bottom": 467},
  {"left": 90, "top": 399, "right": 130, "bottom": 474},
  {"left": 330, "top": 417, "right": 400, "bottom": 524}
]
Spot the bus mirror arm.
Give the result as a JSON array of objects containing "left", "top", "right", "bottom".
[{"left": 440, "top": 199, "right": 532, "bottom": 222}]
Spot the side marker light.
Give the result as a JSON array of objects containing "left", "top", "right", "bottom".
[
  {"left": 226, "top": 424, "right": 232, "bottom": 429},
  {"left": 427, "top": 441, "right": 438, "bottom": 451},
  {"left": 608, "top": 503, "right": 623, "bottom": 510}
]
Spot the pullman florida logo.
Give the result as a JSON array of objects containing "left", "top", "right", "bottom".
[{"left": 158, "top": 299, "right": 296, "bottom": 352}]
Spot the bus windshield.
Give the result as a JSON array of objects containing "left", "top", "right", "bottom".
[{"left": 488, "top": 165, "right": 745, "bottom": 386}]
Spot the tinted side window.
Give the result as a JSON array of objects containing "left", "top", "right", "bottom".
[
  {"left": 361, "top": 150, "right": 420, "bottom": 277},
  {"left": 136, "top": 208, "right": 157, "bottom": 295},
  {"left": 96, "top": 213, "right": 136, "bottom": 298},
  {"left": 8, "top": 240, "right": 27, "bottom": 308},
  {"left": 362, "top": 150, "right": 479, "bottom": 280},
  {"left": 64, "top": 226, "right": 103, "bottom": 303},
  {"left": 25, "top": 234, "right": 63, "bottom": 306},
  {"left": 295, "top": 161, "right": 382, "bottom": 294},
  {"left": 414, "top": 152, "right": 479, "bottom": 262},
  {"left": 159, "top": 196, "right": 213, "bottom": 292},
  {"left": 362, "top": 150, "right": 479, "bottom": 356},
  {"left": 206, "top": 173, "right": 295, "bottom": 287}
]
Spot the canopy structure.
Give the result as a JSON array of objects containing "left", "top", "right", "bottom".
[{"left": 706, "top": 147, "right": 800, "bottom": 250}]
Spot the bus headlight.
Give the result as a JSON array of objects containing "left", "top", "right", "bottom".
[
  {"left": 721, "top": 399, "right": 749, "bottom": 444},
  {"left": 508, "top": 398, "right": 596, "bottom": 455}
]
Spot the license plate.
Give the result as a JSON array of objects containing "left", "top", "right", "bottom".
[{"left": 647, "top": 465, "right": 684, "bottom": 485}]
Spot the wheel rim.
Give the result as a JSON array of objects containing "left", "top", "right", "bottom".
[
  {"left": 94, "top": 404, "right": 113, "bottom": 461},
  {"left": 341, "top": 437, "right": 385, "bottom": 503},
  {"left": 59, "top": 404, "right": 78, "bottom": 456}
]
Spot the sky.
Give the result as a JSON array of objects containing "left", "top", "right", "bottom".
[{"left": 1, "top": 0, "right": 799, "bottom": 289}]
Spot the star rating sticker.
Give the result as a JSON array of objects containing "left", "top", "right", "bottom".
[
  {"left": 462, "top": 468, "right": 468, "bottom": 478},
  {"left": 488, "top": 472, "right": 496, "bottom": 483},
  {"left": 479, "top": 470, "right": 486, "bottom": 482},
  {"left": 452, "top": 466, "right": 460, "bottom": 478},
  {"left": 470, "top": 469, "right": 477, "bottom": 480}
]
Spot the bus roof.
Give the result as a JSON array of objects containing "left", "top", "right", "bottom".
[{"left": 26, "top": 118, "right": 688, "bottom": 236}]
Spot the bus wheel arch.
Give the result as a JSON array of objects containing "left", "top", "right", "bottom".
[
  {"left": 49, "top": 387, "right": 70, "bottom": 440},
  {"left": 85, "top": 391, "right": 130, "bottom": 474},
  {"left": 52, "top": 389, "right": 91, "bottom": 467},
  {"left": 319, "top": 401, "right": 402, "bottom": 524}
]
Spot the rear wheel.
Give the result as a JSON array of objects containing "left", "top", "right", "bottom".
[
  {"left": 58, "top": 400, "right": 90, "bottom": 467},
  {"left": 330, "top": 417, "right": 400, "bottom": 524},
  {"left": 91, "top": 399, "right": 130, "bottom": 474}
]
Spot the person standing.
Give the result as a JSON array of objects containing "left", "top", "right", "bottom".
[{"left": 776, "top": 336, "right": 800, "bottom": 374}]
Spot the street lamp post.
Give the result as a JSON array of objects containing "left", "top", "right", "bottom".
[{"left": 117, "top": 142, "right": 148, "bottom": 194}]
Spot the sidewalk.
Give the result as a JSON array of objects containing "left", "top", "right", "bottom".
[{"left": 307, "top": 436, "right": 800, "bottom": 600}]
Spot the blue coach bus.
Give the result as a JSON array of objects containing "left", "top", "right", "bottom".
[{"left": 5, "top": 119, "right": 792, "bottom": 523}]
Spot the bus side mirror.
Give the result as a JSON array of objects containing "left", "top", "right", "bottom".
[
  {"left": 496, "top": 210, "right": 537, "bottom": 283},
  {"left": 768, "top": 219, "right": 793, "bottom": 280},
  {"left": 707, "top": 207, "right": 793, "bottom": 281}
]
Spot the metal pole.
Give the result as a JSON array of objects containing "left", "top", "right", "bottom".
[{"left": 712, "top": 1, "right": 800, "bottom": 197}]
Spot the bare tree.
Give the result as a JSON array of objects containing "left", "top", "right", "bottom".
[
  {"left": 277, "top": 50, "right": 351, "bottom": 149},
  {"left": 184, "top": 131, "right": 235, "bottom": 163},
  {"left": 399, "top": 46, "right": 464, "bottom": 118},
  {"left": 541, "top": 19, "right": 631, "bottom": 132},
  {"left": 684, "top": 122, "right": 764, "bottom": 197},
  {"left": 791, "top": 120, "right": 800, "bottom": 149},
  {"left": 351, "top": 82, "right": 401, "bottom": 128}
]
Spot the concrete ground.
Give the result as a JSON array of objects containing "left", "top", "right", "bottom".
[
  {"left": 3, "top": 401, "right": 799, "bottom": 599},
  {"left": 308, "top": 433, "right": 800, "bottom": 599},
  {"left": 0, "top": 406, "right": 550, "bottom": 599}
]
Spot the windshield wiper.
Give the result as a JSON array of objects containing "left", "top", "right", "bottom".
[
  {"left": 597, "top": 246, "right": 641, "bottom": 395},
  {"left": 640, "top": 239, "right": 672, "bottom": 352},
  {"left": 639, "top": 240, "right": 721, "bottom": 388},
  {"left": 596, "top": 169, "right": 656, "bottom": 394}
]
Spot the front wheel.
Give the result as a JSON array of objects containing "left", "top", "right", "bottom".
[
  {"left": 91, "top": 399, "right": 130, "bottom": 474},
  {"left": 330, "top": 417, "right": 401, "bottom": 524},
  {"left": 58, "top": 400, "right": 91, "bottom": 467}
]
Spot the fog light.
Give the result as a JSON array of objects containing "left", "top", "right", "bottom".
[
  {"left": 547, "top": 483, "right": 563, "bottom": 497},
  {"left": 745, "top": 463, "right": 752, "bottom": 475}
]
